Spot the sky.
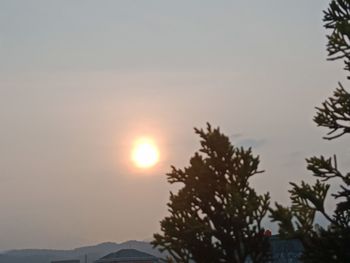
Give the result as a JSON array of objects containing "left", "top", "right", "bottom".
[{"left": 0, "top": 0, "right": 349, "bottom": 251}]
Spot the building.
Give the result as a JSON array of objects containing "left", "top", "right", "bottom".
[
  {"left": 245, "top": 236, "right": 303, "bottom": 263},
  {"left": 269, "top": 236, "right": 303, "bottom": 263},
  {"left": 51, "top": 260, "right": 80, "bottom": 263},
  {"left": 95, "top": 249, "right": 162, "bottom": 263}
]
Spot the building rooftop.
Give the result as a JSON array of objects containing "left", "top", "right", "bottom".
[
  {"left": 51, "top": 260, "right": 80, "bottom": 263},
  {"left": 95, "top": 249, "right": 160, "bottom": 262}
]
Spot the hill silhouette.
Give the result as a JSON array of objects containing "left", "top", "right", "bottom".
[{"left": 0, "top": 240, "right": 165, "bottom": 263}]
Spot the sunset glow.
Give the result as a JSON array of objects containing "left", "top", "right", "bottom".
[{"left": 131, "top": 138, "right": 159, "bottom": 168}]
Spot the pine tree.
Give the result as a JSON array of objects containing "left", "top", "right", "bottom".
[
  {"left": 152, "top": 124, "right": 271, "bottom": 263},
  {"left": 270, "top": 1, "right": 350, "bottom": 262}
]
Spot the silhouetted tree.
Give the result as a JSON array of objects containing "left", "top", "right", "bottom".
[
  {"left": 153, "top": 124, "right": 270, "bottom": 263},
  {"left": 270, "top": 1, "right": 350, "bottom": 262}
]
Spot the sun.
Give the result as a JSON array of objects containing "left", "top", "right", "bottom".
[{"left": 131, "top": 138, "right": 160, "bottom": 168}]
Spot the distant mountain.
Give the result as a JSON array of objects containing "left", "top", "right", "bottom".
[{"left": 0, "top": 240, "right": 166, "bottom": 263}]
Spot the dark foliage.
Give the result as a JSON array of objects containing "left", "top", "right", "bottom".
[
  {"left": 153, "top": 124, "right": 270, "bottom": 263},
  {"left": 314, "top": 83, "right": 350, "bottom": 140},
  {"left": 324, "top": 0, "right": 350, "bottom": 76},
  {"left": 271, "top": 1, "right": 350, "bottom": 262},
  {"left": 315, "top": 0, "right": 350, "bottom": 139}
]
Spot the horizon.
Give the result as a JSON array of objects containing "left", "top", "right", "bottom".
[{"left": 1, "top": 239, "right": 149, "bottom": 252}]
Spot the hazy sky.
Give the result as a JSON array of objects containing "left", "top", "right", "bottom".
[{"left": 1, "top": 0, "right": 349, "bottom": 251}]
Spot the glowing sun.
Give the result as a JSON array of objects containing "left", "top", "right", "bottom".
[{"left": 131, "top": 138, "right": 160, "bottom": 168}]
